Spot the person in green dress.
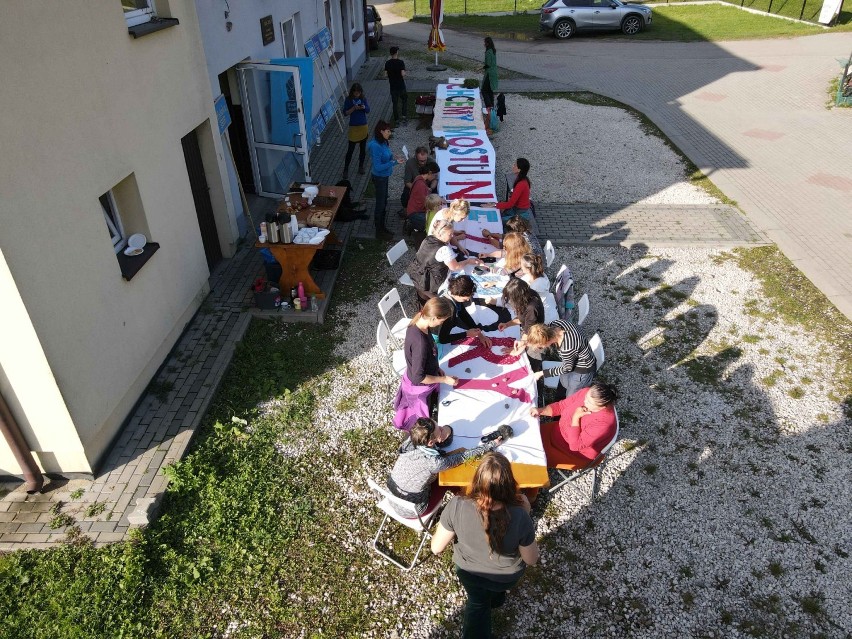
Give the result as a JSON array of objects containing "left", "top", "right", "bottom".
[{"left": 481, "top": 37, "right": 499, "bottom": 110}]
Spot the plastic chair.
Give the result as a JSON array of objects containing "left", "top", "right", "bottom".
[
  {"left": 577, "top": 293, "right": 590, "bottom": 326},
  {"left": 541, "top": 332, "right": 604, "bottom": 389},
  {"left": 367, "top": 477, "right": 443, "bottom": 571},
  {"left": 386, "top": 240, "right": 415, "bottom": 287},
  {"left": 376, "top": 321, "right": 406, "bottom": 377},
  {"left": 547, "top": 409, "right": 620, "bottom": 497},
  {"left": 552, "top": 264, "right": 575, "bottom": 322},
  {"left": 378, "top": 288, "right": 409, "bottom": 346},
  {"left": 544, "top": 240, "right": 556, "bottom": 268}
]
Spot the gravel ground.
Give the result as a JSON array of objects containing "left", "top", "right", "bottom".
[
  {"left": 321, "top": 244, "right": 850, "bottom": 638},
  {"left": 387, "top": 96, "right": 716, "bottom": 206}
]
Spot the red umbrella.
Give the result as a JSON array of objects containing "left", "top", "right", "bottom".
[{"left": 427, "top": 0, "right": 445, "bottom": 52}]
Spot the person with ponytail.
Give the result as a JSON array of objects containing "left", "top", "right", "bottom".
[
  {"left": 494, "top": 158, "right": 532, "bottom": 222},
  {"left": 392, "top": 297, "right": 457, "bottom": 430},
  {"left": 530, "top": 380, "right": 618, "bottom": 469},
  {"left": 431, "top": 452, "right": 539, "bottom": 639},
  {"left": 387, "top": 418, "right": 508, "bottom": 517}
]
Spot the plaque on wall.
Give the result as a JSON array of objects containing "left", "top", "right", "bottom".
[{"left": 260, "top": 15, "right": 275, "bottom": 45}]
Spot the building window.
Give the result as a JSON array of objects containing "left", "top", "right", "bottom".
[
  {"left": 324, "top": 0, "right": 335, "bottom": 50},
  {"left": 100, "top": 192, "right": 126, "bottom": 253},
  {"left": 122, "top": 0, "right": 154, "bottom": 27}
]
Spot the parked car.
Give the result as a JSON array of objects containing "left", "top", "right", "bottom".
[
  {"left": 540, "top": 0, "right": 652, "bottom": 39},
  {"left": 366, "top": 5, "right": 383, "bottom": 49}
]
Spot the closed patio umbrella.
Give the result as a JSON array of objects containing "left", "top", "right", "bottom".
[{"left": 427, "top": 0, "right": 447, "bottom": 70}]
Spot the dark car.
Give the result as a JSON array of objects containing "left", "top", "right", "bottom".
[
  {"left": 367, "top": 5, "right": 383, "bottom": 49},
  {"left": 540, "top": 0, "right": 652, "bottom": 39}
]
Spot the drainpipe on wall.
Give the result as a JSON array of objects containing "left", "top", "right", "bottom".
[{"left": 0, "top": 390, "right": 44, "bottom": 493}]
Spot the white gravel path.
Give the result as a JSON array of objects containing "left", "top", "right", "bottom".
[{"left": 323, "top": 244, "right": 850, "bottom": 638}]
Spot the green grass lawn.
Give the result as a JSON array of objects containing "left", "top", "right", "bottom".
[{"left": 402, "top": 1, "right": 852, "bottom": 40}]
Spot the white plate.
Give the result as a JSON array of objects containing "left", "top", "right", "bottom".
[
  {"left": 124, "top": 246, "right": 144, "bottom": 257},
  {"left": 128, "top": 233, "right": 147, "bottom": 249}
]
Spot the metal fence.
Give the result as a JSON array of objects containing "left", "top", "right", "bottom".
[{"left": 412, "top": 0, "right": 849, "bottom": 24}]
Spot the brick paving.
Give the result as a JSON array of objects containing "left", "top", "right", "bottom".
[{"left": 0, "top": 44, "right": 767, "bottom": 551}]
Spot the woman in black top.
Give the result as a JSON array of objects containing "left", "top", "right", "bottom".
[
  {"left": 392, "top": 297, "right": 457, "bottom": 430},
  {"left": 497, "top": 278, "right": 545, "bottom": 372}
]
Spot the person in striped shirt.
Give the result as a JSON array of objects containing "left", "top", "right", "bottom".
[{"left": 526, "top": 320, "right": 596, "bottom": 400}]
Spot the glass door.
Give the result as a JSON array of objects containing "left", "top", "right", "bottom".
[{"left": 237, "top": 63, "right": 312, "bottom": 197}]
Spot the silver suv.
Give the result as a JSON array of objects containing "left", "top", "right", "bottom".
[{"left": 540, "top": 0, "right": 652, "bottom": 39}]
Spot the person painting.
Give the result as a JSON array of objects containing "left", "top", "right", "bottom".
[
  {"left": 429, "top": 198, "right": 471, "bottom": 257},
  {"left": 367, "top": 120, "right": 403, "bottom": 240},
  {"left": 407, "top": 219, "right": 480, "bottom": 306},
  {"left": 481, "top": 37, "right": 499, "bottom": 110},
  {"left": 392, "top": 297, "right": 457, "bottom": 431},
  {"left": 385, "top": 46, "right": 408, "bottom": 125},
  {"left": 438, "top": 274, "right": 510, "bottom": 346},
  {"left": 530, "top": 381, "right": 618, "bottom": 469},
  {"left": 518, "top": 253, "right": 557, "bottom": 324},
  {"left": 497, "top": 278, "right": 545, "bottom": 382},
  {"left": 526, "top": 321, "right": 596, "bottom": 400},
  {"left": 387, "top": 417, "right": 508, "bottom": 517},
  {"left": 402, "top": 145, "right": 438, "bottom": 208},
  {"left": 482, "top": 231, "right": 531, "bottom": 277},
  {"left": 431, "top": 452, "right": 539, "bottom": 639},
  {"left": 342, "top": 83, "right": 370, "bottom": 176},
  {"left": 494, "top": 158, "right": 532, "bottom": 222},
  {"left": 404, "top": 164, "right": 437, "bottom": 233}
]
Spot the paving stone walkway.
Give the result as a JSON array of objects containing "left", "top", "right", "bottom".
[{"left": 0, "top": 48, "right": 764, "bottom": 551}]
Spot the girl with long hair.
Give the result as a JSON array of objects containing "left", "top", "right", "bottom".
[
  {"left": 497, "top": 278, "right": 545, "bottom": 381},
  {"left": 482, "top": 231, "right": 531, "bottom": 276},
  {"left": 519, "top": 253, "right": 557, "bottom": 324},
  {"left": 392, "top": 297, "right": 457, "bottom": 430},
  {"left": 495, "top": 158, "right": 532, "bottom": 222},
  {"left": 342, "top": 83, "right": 370, "bottom": 176},
  {"left": 431, "top": 452, "right": 539, "bottom": 639},
  {"left": 367, "top": 120, "right": 404, "bottom": 239}
]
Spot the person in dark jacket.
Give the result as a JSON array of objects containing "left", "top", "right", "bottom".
[
  {"left": 407, "top": 220, "right": 479, "bottom": 307},
  {"left": 342, "top": 83, "right": 370, "bottom": 175}
]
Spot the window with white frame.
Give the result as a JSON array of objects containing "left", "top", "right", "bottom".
[
  {"left": 121, "top": 0, "right": 154, "bottom": 27},
  {"left": 100, "top": 192, "right": 127, "bottom": 252}
]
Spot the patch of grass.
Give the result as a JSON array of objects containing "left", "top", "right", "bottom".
[
  {"left": 800, "top": 592, "right": 824, "bottom": 616},
  {"left": 787, "top": 386, "right": 805, "bottom": 399},
  {"left": 643, "top": 463, "right": 658, "bottom": 475},
  {"left": 49, "top": 513, "right": 76, "bottom": 530},
  {"left": 70, "top": 488, "right": 85, "bottom": 500},
  {"left": 761, "top": 370, "right": 785, "bottom": 387},
  {"left": 681, "top": 346, "right": 743, "bottom": 386},
  {"left": 768, "top": 560, "right": 784, "bottom": 578},
  {"left": 734, "top": 246, "right": 852, "bottom": 418},
  {"left": 742, "top": 334, "right": 761, "bottom": 344},
  {"left": 84, "top": 502, "right": 107, "bottom": 518}
]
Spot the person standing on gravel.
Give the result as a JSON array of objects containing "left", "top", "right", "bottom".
[
  {"left": 481, "top": 37, "right": 499, "bottom": 110},
  {"left": 385, "top": 46, "right": 408, "bottom": 125}
]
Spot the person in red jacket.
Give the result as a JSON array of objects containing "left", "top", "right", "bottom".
[
  {"left": 529, "top": 381, "right": 617, "bottom": 468},
  {"left": 405, "top": 164, "right": 436, "bottom": 233},
  {"left": 494, "top": 157, "right": 531, "bottom": 223}
]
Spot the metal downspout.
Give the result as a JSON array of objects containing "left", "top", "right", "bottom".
[{"left": 0, "top": 390, "right": 44, "bottom": 493}]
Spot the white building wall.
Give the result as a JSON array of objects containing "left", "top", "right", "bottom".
[{"left": 0, "top": 1, "right": 223, "bottom": 474}]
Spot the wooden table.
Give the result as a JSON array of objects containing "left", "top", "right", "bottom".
[
  {"left": 255, "top": 184, "right": 346, "bottom": 298},
  {"left": 437, "top": 303, "right": 549, "bottom": 490}
]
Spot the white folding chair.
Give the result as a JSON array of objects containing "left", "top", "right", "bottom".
[
  {"left": 552, "top": 264, "right": 575, "bottom": 322},
  {"left": 367, "top": 477, "right": 443, "bottom": 571},
  {"left": 541, "top": 332, "right": 604, "bottom": 389},
  {"left": 386, "top": 240, "right": 415, "bottom": 287},
  {"left": 378, "top": 288, "right": 409, "bottom": 345},
  {"left": 548, "top": 409, "right": 620, "bottom": 496},
  {"left": 588, "top": 332, "right": 605, "bottom": 371},
  {"left": 544, "top": 240, "right": 556, "bottom": 268},
  {"left": 376, "top": 321, "right": 406, "bottom": 377},
  {"left": 577, "top": 293, "right": 590, "bottom": 326}
]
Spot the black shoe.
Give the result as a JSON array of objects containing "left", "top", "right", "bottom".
[{"left": 403, "top": 219, "right": 413, "bottom": 236}]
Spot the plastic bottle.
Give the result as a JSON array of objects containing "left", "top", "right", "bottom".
[
  {"left": 311, "top": 295, "right": 318, "bottom": 312},
  {"left": 294, "top": 298, "right": 301, "bottom": 312},
  {"left": 297, "top": 282, "right": 307, "bottom": 310}
]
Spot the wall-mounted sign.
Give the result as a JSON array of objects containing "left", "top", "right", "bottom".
[
  {"left": 214, "top": 94, "right": 231, "bottom": 135},
  {"left": 260, "top": 15, "right": 275, "bottom": 46}
]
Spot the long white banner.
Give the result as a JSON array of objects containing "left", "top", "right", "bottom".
[{"left": 434, "top": 83, "right": 497, "bottom": 202}]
